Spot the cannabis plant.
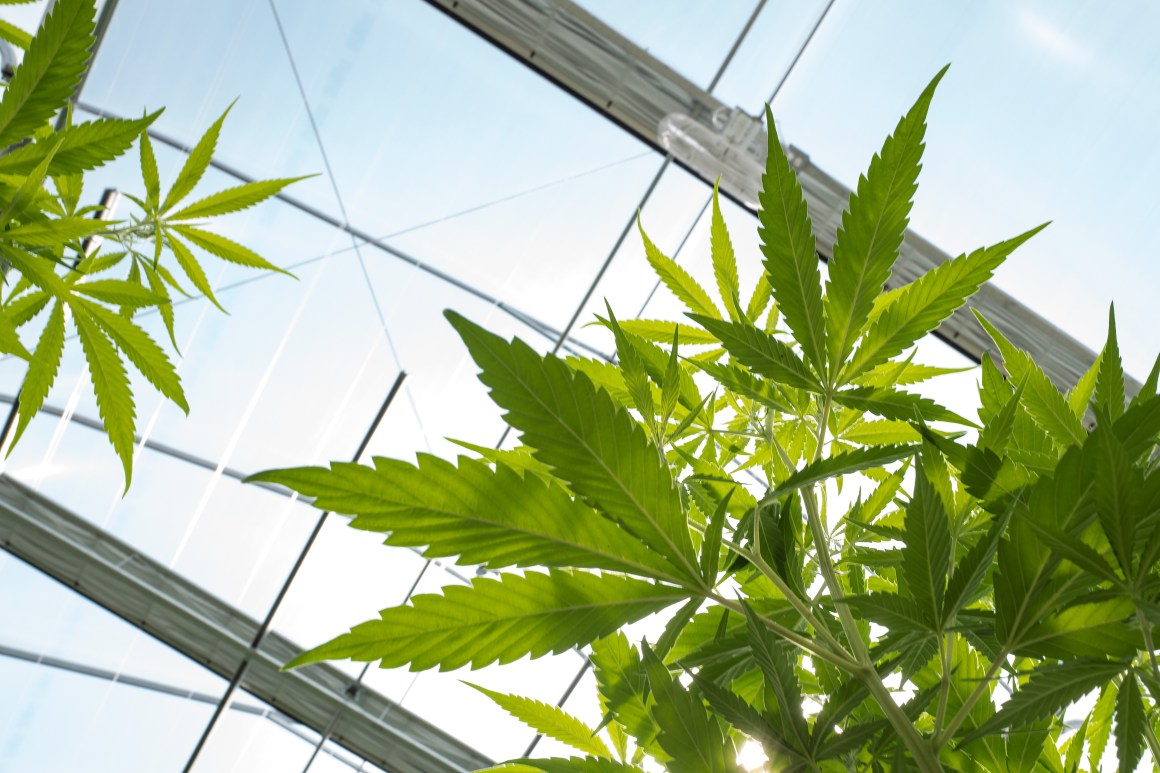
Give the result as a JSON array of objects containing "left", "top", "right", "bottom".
[
  {"left": 0, "top": 0, "right": 297, "bottom": 486},
  {"left": 257, "top": 67, "right": 1160, "bottom": 771}
]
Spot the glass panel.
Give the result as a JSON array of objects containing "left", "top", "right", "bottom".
[
  {"left": 44, "top": 130, "right": 396, "bottom": 475},
  {"left": 768, "top": 0, "right": 1160, "bottom": 378},
  {"left": 3, "top": 426, "right": 319, "bottom": 619},
  {"left": 0, "top": 555, "right": 221, "bottom": 692},
  {"left": 187, "top": 691, "right": 322, "bottom": 772},
  {"left": 80, "top": 0, "right": 342, "bottom": 217},
  {"left": 0, "top": 555, "right": 227, "bottom": 772},
  {"left": 305, "top": 740, "right": 388, "bottom": 773},
  {"left": 568, "top": 164, "right": 716, "bottom": 353},
  {"left": 270, "top": 0, "right": 664, "bottom": 331},
  {"left": 710, "top": 0, "right": 834, "bottom": 110}
]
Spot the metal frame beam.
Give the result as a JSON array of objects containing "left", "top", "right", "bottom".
[
  {"left": 0, "top": 475, "right": 492, "bottom": 773},
  {"left": 424, "top": 0, "right": 1129, "bottom": 392}
]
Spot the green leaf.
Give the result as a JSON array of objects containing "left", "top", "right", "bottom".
[
  {"left": 287, "top": 570, "right": 685, "bottom": 671},
  {"left": 72, "top": 278, "right": 163, "bottom": 308},
  {"left": 449, "top": 311, "right": 700, "bottom": 582},
  {"left": 3, "top": 214, "right": 110, "bottom": 248},
  {"left": 687, "top": 313, "right": 820, "bottom": 391},
  {"left": 9, "top": 300, "right": 65, "bottom": 450},
  {"left": 959, "top": 660, "right": 1127, "bottom": 744},
  {"left": 1062, "top": 716, "right": 1088, "bottom": 773},
  {"left": 854, "top": 360, "right": 973, "bottom": 389},
  {"left": 160, "top": 103, "right": 233, "bottom": 212},
  {"left": 843, "top": 593, "right": 935, "bottom": 633},
  {"left": 758, "top": 105, "right": 826, "bottom": 378},
  {"left": 767, "top": 444, "right": 915, "bottom": 501},
  {"left": 1068, "top": 352, "right": 1101, "bottom": 419},
  {"left": 171, "top": 225, "right": 290, "bottom": 274},
  {"left": 900, "top": 447, "right": 951, "bottom": 626},
  {"left": 1113, "top": 394, "right": 1160, "bottom": 462},
  {"left": 1114, "top": 675, "right": 1144, "bottom": 773},
  {"left": 0, "top": 308, "right": 31, "bottom": 359},
  {"left": 53, "top": 171, "right": 82, "bottom": 214},
  {"left": 613, "top": 319, "right": 719, "bottom": 345},
  {"left": 591, "top": 633, "right": 658, "bottom": 748},
  {"left": 0, "top": 244, "right": 68, "bottom": 295},
  {"left": 642, "top": 645, "right": 740, "bottom": 773},
  {"left": 1090, "top": 428, "right": 1141, "bottom": 576},
  {"left": 140, "top": 260, "right": 179, "bottom": 350},
  {"left": 842, "top": 419, "right": 920, "bottom": 445},
  {"left": 660, "top": 327, "right": 681, "bottom": 426},
  {"left": 248, "top": 455, "right": 681, "bottom": 580},
  {"left": 1128, "top": 351, "right": 1160, "bottom": 412},
  {"left": 741, "top": 601, "right": 809, "bottom": 750},
  {"left": 0, "top": 112, "right": 159, "bottom": 176},
  {"left": 614, "top": 326, "right": 702, "bottom": 412},
  {"left": 168, "top": 176, "right": 307, "bottom": 220},
  {"left": 1086, "top": 682, "right": 1117, "bottom": 773},
  {"left": 975, "top": 310, "right": 1085, "bottom": 447},
  {"left": 166, "top": 231, "right": 224, "bottom": 311},
  {"left": 0, "top": 0, "right": 95, "bottom": 148},
  {"left": 0, "top": 18, "right": 32, "bottom": 49},
  {"left": 73, "top": 308, "right": 136, "bottom": 487},
  {"left": 1018, "top": 598, "right": 1138, "bottom": 660},
  {"left": 467, "top": 683, "right": 610, "bottom": 759},
  {"left": 687, "top": 358, "right": 789, "bottom": 412},
  {"left": 825, "top": 67, "right": 946, "bottom": 373},
  {"left": 70, "top": 297, "right": 187, "bottom": 413},
  {"left": 811, "top": 677, "right": 872, "bottom": 756},
  {"left": 979, "top": 379, "right": 1025, "bottom": 453},
  {"left": 699, "top": 489, "right": 732, "bottom": 583},
  {"left": 943, "top": 510, "right": 1009, "bottom": 623},
  {"left": 638, "top": 215, "right": 719, "bottom": 319},
  {"left": 833, "top": 386, "right": 976, "bottom": 426},
  {"left": 0, "top": 136, "right": 62, "bottom": 227},
  {"left": 654, "top": 597, "right": 703, "bottom": 661},
  {"left": 710, "top": 182, "right": 742, "bottom": 320},
  {"left": 845, "top": 224, "right": 1044, "bottom": 381},
  {"left": 689, "top": 671, "right": 801, "bottom": 764},
  {"left": 605, "top": 304, "right": 656, "bottom": 436},
  {"left": 139, "top": 127, "right": 160, "bottom": 209},
  {"left": 745, "top": 275, "right": 772, "bottom": 325},
  {"left": 1094, "top": 304, "right": 1125, "bottom": 422}
]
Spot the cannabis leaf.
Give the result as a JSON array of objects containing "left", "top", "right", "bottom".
[{"left": 286, "top": 570, "right": 687, "bottom": 671}]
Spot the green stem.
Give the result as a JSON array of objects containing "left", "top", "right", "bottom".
[
  {"left": 1143, "top": 710, "right": 1160, "bottom": 768},
  {"left": 935, "top": 567, "right": 1079, "bottom": 748},
  {"left": 714, "top": 529, "right": 852, "bottom": 659},
  {"left": 707, "top": 592, "right": 859, "bottom": 672},
  {"left": 1137, "top": 606, "right": 1160, "bottom": 684},
  {"left": 860, "top": 668, "right": 946, "bottom": 772},
  {"left": 803, "top": 394, "right": 943, "bottom": 772},
  {"left": 933, "top": 632, "right": 952, "bottom": 739}
]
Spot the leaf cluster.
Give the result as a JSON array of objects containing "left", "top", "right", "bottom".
[
  {"left": 258, "top": 66, "right": 1160, "bottom": 772},
  {"left": 0, "top": 0, "right": 299, "bottom": 485}
]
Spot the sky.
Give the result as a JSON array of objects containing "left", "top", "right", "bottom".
[{"left": 1, "top": 0, "right": 1159, "bottom": 770}]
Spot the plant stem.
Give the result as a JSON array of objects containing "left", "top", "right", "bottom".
[
  {"left": 802, "top": 394, "right": 943, "bottom": 772},
  {"left": 712, "top": 529, "right": 852, "bottom": 659},
  {"left": 1137, "top": 606, "right": 1160, "bottom": 684},
  {"left": 707, "top": 592, "right": 859, "bottom": 672},
  {"left": 1143, "top": 710, "right": 1160, "bottom": 767},
  {"left": 933, "top": 632, "right": 952, "bottom": 739},
  {"left": 859, "top": 667, "right": 945, "bottom": 772}
]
